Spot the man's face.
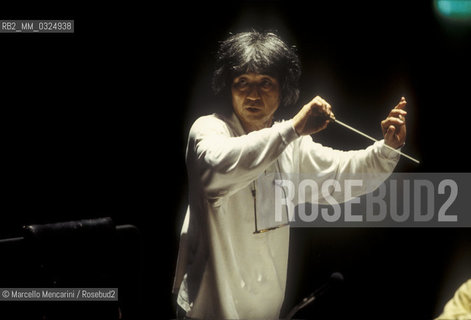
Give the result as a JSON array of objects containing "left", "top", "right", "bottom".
[{"left": 231, "top": 73, "right": 280, "bottom": 131}]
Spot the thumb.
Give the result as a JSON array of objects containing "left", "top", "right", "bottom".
[{"left": 385, "top": 125, "right": 395, "bottom": 140}]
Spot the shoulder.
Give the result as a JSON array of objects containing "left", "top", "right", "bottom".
[
  {"left": 190, "top": 114, "right": 230, "bottom": 132},
  {"left": 458, "top": 279, "right": 471, "bottom": 299},
  {"left": 189, "top": 114, "right": 232, "bottom": 139}
]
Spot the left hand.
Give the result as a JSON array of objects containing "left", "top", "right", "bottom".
[{"left": 381, "top": 97, "right": 407, "bottom": 149}]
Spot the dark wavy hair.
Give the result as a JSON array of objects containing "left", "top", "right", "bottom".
[{"left": 212, "top": 31, "right": 301, "bottom": 108}]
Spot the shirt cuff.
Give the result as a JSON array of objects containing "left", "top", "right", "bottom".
[
  {"left": 378, "top": 140, "right": 401, "bottom": 159},
  {"left": 276, "top": 119, "right": 300, "bottom": 145}
]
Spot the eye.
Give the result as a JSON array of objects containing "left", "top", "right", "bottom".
[
  {"left": 260, "top": 78, "right": 274, "bottom": 90},
  {"left": 234, "top": 78, "right": 249, "bottom": 90}
]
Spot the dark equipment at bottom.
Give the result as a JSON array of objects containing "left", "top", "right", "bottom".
[
  {"left": 0, "top": 217, "right": 141, "bottom": 320},
  {"left": 285, "top": 272, "right": 344, "bottom": 320}
]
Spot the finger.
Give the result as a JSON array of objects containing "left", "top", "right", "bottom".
[
  {"left": 309, "top": 97, "right": 324, "bottom": 113},
  {"left": 324, "top": 102, "right": 332, "bottom": 116},
  {"left": 389, "top": 110, "right": 407, "bottom": 122},
  {"left": 329, "top": 111, "right": 336, "bottom": 121},
  {"left": 310, "top": 97, "right": 331, "bottom": 118},
  {"left": 394, "top": 97, "right": 407, "bottom": 110},
  {"left": 382, "top": 117, "right": 404, "bottom": 127},
  {"left": 312, "top": 96, "right": 324, "bottom": 106},
  {"left": 384, "top": 125, "right": 396, "bottom": 141},
  {"left": 388, "top": 109, "right": 408, "bottom": 117},
  {"left": 317, "top": 96, "right": 326, "bottom": 104}
]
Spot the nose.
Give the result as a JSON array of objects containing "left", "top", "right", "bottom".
[{"left": 246, "top": 84, "right": 261, "bottom": 102}]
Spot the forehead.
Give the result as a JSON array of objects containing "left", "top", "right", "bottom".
[{"left": 233, "top": 73, "right": 278, "bottom": 82}]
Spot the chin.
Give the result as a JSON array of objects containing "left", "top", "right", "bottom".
[{"left": 243, "top": 112, "right": 266, "bottom": 121}]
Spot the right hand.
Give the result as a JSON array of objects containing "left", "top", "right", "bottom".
[{"left": 292, "top": 96, "right": 334, "bottom": 136}]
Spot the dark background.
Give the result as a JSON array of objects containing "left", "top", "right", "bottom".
[{"left": 1, "top": 0, "right": 470, "bottom": 319}]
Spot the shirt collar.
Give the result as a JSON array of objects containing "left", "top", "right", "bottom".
[{"left": 229, "top": 112, "right": 247, "bottom": 136}]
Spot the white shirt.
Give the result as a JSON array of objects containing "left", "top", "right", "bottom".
[{"left": 173, "top": 112, "right": 400, "bottom": 319}]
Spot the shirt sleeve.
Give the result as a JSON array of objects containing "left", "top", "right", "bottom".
[
  {"left": 186, "top": 115, "right": 299, "bottom": 203},
  {"left": 436, "top": 279, "right": 471, "bottom": 320},
  {"left": 296, "top": 136, "right": 400, "bottom": 204}
]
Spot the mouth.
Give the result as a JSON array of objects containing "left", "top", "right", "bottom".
[{"left": 246, "top": 107, "right": 261, "bottom": 113}]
